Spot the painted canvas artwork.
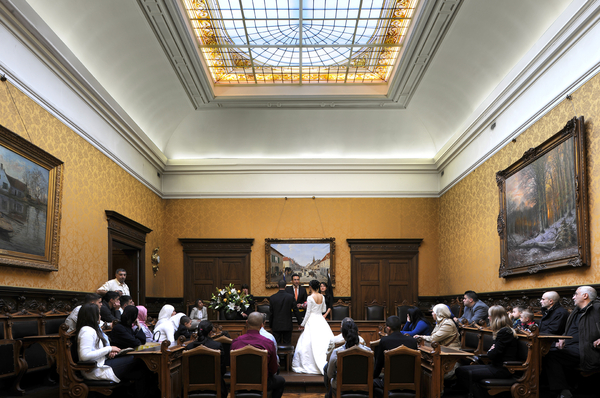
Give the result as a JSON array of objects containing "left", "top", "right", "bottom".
[
  {"left": 0, "top": 145, "right": 49, "bottom": 257},
  {"left": 505, "top": 137, "right": 578, "bottom": 268},
  {"left": 268, "top": 242, "right": 331, "bottom": 285}
]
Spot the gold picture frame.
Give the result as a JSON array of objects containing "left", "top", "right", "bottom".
[
  {"left": 265, "top": 238, "right": 335, "bottom": 288},
  {"left": 0, "top": 124, "right": 63, "bottom": 272}
]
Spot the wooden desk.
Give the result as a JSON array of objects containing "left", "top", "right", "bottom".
[
  {"left": 418, "top": 342, "right": 471, "bottom": 398},
  {"left": 129, "top": 341, "right": 185, "bottom": 398}
]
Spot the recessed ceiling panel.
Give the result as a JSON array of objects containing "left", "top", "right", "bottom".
[{"left": 183, "top": 0, "right": 418, "bottom": 84}]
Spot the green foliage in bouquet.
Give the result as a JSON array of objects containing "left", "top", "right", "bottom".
[{"left": 209, "top": 283, "right": 250, "bottom": 314}]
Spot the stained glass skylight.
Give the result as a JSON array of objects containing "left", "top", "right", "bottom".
[{"left": 183, "top": 0, "right": 419, "bottom": 84}]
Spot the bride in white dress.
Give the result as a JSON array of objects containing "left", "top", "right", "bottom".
[{"left": 292, "top": 279, "right": 334, "bottom": 374}]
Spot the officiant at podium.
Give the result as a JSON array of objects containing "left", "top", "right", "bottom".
[{"left": 285, "top": 274, "right": 308, "bottom": 323}]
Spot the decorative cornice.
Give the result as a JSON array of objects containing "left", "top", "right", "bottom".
[
  {"left": 347, "top": 239, "right": 423, "bottom": 252},
  {"left": 179, "top": 238, "right": 254, "bottom": 252},
  {"left": 105, "top": 210, "right": 152, "bottom": 243}
]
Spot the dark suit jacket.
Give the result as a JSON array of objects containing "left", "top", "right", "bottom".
[
  {"left": 269, "top": 290, "right": 301, "bottom": 332},
  {"left": 373, "top": 331, "right": 418, "bottom": 377},
  {"left": 110, "top": 323, "right": 146, "bottom": 349},
  {"left": 100, "top": 301, "right": 121, "bottom": 323},
  {"left": 285, "top": 285, "right": 308, "bottom": 306},
  {"left": 539, "top": 303, "right": 569, "bottom": 335}
]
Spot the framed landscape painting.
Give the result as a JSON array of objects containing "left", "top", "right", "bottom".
[
  {"left": 496, "top": 116, "right": 589, "bottom": 277},
  {"left": 0, "top": 124, "right": 63, "bottom": 271},
  {"left": 265, "top": 238, "right": 335, "bottom": 288}
]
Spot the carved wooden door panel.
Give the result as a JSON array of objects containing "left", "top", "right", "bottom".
[{"left": 348, "top": 239, "right": 421, "bottom": 320}]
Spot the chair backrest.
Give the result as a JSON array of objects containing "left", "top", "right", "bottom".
[
  {"left": 365, "top": 300, "right": 386, "bottom": 321},
  {"left": 460, "top": 328, "right": 482, "bottom": 353},
  {"left": 214, "top": 335, "right": 232, "bottom": 367},
  {"left": 394, "top": 302, "right": 411, "bottom": 327},
  {"left": 230, "top": 345, "right": 268, "bottom": 398},
  {"left": 332, "top": 300, "right": 351, "bottom": 321},
  {"left": 449, "top": 297, "right": 463, "bottom": 318},
  {"left": 183, "top": 344, "right": 221, "bottom": 398},
  {"left": 255, "top": 299, "right": 271, "bottom": 317},
  {"left": 482, "top": 333, "right": 494, "bottom": 352},
  {"left": 383, "top": 345, "right": 421, "bottom": 398},
  {"left": 336, "top": 345, "right": 374, "bottom": 398}
]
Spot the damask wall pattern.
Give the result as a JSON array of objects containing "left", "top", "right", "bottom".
[
  {"left": 439, "top": 71, "right": 600, "bottom": 296},
  {"left": 163, "top": 197, "right": 440, "bottom": 297},
  {"left": 0, "top": 83, "right": 164, "bottom": 294}
]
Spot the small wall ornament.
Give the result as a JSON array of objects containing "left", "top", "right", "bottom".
[{"left": 151, "top": 247, "right": 160, "bottom": 277}]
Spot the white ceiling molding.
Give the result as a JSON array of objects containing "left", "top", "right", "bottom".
[{"left": 137, "top": 0, "right": 462, "bottom": 109}]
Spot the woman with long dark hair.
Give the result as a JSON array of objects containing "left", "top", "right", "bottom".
[
  {"left": 111, "top": 305, "right": 146, "bottom": 348},
  {"left": 326, "top": 319, "right": 372, "bottom": 396},
  {"left": 320, "top": 282, "right": 333, "bottom": 319},
  {"left": 292, "top": 279, "right": 335, "bottom": 374},
  {"left": 185, "top": 320, "right": 228, "bottom": 398},
  {"left": 455, "top": 305, "right": 518, "bottom": 398},
  {"left": 401, "top": 307, "right": 432, "bottom": 336},
  {"left": 76, "top": 303, "right": 157, "bottom": 397}
]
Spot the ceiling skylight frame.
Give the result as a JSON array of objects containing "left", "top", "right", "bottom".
[{"left": 182, "top": 0, "right": 419, "bottom": 85}]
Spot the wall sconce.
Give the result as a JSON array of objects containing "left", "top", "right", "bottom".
[{"left": 151, "top": 247, "right": 160, "bottom": 277}]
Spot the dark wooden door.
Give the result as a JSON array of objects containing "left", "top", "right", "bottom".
[
  {"left": 181, "top": 239, "right": 253, "bottom": 319},
  {"left": 348, "top": 239, "right": 422, "bottom": 320},
  {"left": 111, "top": 245, "right": 139, "bottom": 304}
]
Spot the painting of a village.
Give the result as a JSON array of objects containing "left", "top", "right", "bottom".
[
  {"left": 505, "top": 137, "right": 578, "bottom": 268},
  {"left": 0, "top": 145, "right": 49, "bottom": 257},
  {"left": 269, "top": 242, "right": 331, "bottom": 284}
]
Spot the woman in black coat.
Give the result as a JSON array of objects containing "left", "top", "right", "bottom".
[
  {"left": 110, "top": 306, "right": 146, "bottom": 349},
  {"left": 185, "top": 320, "right": 228, "bottom": 398},
  {"left": 455, "top": 305, "right": 518, "bottom": 398}
]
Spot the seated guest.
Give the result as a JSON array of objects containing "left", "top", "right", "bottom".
[
  {"left": 154, "top": 304, "right": 176, "bottom": 343},
  {"left": 539, "top": 291, "right": 569, "bottom": 335},
  {"left": 100, "top": 291, "right": 121, "bottom": 323},
  {"left": 401, "top": 307, "right": 432, "bottom": 337},
  {"left": 65, "top": 293, "right": 103, "bottom": 333},
  {"left": 186, "top": 320, "right": 229, "bottom": 398},
  {"left": 241, "top": 284, "right": 255, "bottom": 318},
  {"left": 455, "top": 305, "right": 518, "bottom": 398},
  {"left": 189, "top": 299, "right": 207, "bottom": 329},
  {"left": 259, "top": 313, "right": 279, "bottom": 363},
  {"left": 174, "top": 316, "right": 192, "bottom": 341},
  {"left": 455, "top": 290, "right": 489, "bottom": 325},
  {"left": 111, "top": 306, "right": 146, "bottom": 349},
  {"left": 324, "top": 317, "right": 366, "bottom": 390},
  {"left": 76, "top": 303, "right": 156, "bottom": 397},
  {"left": 373, "top": 316, "right": 418, "bottom": 398},
  {"left": 327, "top": 319, "right": 372, "bottom": 398},
  {"left": 509, "top": 305, "right": 525, "bottom": 328},
  {"left": 543, "top": 286, "right": 600, "bottom": 398},
  {"left": 518, "top": 309, "right": 536, "bottom": 332},
  {"left": 119, "top": 295, "right": 134, "bottom": 314},
  {"left": 415, "top": 304, "right": 460, "bottom": 349},
  {"left": 136, "top": 305, "right": 155, "bottom": 342},
  {"left": 231, "top": 312, "right": 285, "bottom": 398}
]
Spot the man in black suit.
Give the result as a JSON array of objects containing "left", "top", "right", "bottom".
[
  {"left": 269, "top": 280, "right": 301, "bottom": 344},
  {"left": 285, "top": 274, "right": 308, "bottom": 323},
  {"left": 373, "top": 316, "right": 418, "bottom": 398}
]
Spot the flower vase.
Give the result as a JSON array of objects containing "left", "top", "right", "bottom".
[{"left": 224, "top": 310, "right": 237, "bottom": 320}]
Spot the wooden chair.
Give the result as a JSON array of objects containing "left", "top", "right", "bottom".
[
  {"left": 58, "top": 324, "right": 122, "bottom": 398},
  {"left": 383, "top": 345, "right": 421, "bottom": 398},
  {"left": 393, "top": 300, "right": 412, "bottom": 328},
  {"left": 332, "top": 300, "right": 352, "bottom": 321},
  {"left": 230, "top": 345, "right": 269, "bottom": 398},
  {"left": 182, "top": 344, "right": 221, "bottom": 398},
  {"left": 214, "top": 334, "right": 232, "bottom": 369},
  {"left": 336, "top": 345, "right": 374, "bottom": 398},
  {"left": 256, "top": 299, "right": 271, "bottom": 318},
  {"left": 448, "top": 297, "right": 463, "bottom": 319},
  {"left": 365, "top": 300, "right": 387, "bottom": 321}
]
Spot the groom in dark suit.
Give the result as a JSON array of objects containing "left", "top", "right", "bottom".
[
  {"left": 285, "top": 274, "right": 308, "bottom": 323},
  {"left": 269, "top": 280, "right": 302, "bottom": 344}
]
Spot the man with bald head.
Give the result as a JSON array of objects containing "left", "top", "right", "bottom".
[
  {"left": 539, "top": 290, "right": 569, "bottom": 335},
  {"left": 543, "top": 286, "right": 600, "bottom": 398},
  {"left": 231, "top": 312, "right": 285, "bottom": 398}
]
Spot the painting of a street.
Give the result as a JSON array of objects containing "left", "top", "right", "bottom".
[
  {"left": 0, "top": 145, "right": 49, "bottom": 257},
  {"left": 505, "top": 137, "right": 578, "bottom": 268},
  {"left": 269, "top": 242, "right": 331, "bottom": 284}
]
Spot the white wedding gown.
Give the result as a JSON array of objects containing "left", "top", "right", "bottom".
[{"left": 292, "top": 295, "right": 334, "bottom": 374}]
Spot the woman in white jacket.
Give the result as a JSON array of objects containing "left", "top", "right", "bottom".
[
  {"left": 76, "top": 303, "right": 157, "bottom": 397},
  {"left": 153, "top": 304, "right": 176, "bottom": 343}
]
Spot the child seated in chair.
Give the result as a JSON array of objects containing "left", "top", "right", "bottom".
[{"left": 174, "top": 316, "right": 192, "bottom": 341}]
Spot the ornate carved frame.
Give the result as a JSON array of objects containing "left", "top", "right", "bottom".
[
  {"left": 0, "top": 124, "right": 63, "bottom": 272},
  {"left": 496, "top": 116, "right": 590, "bottom": 278},
  {"left": 265, "top": 237, "right": 335, "bottom": 289}
]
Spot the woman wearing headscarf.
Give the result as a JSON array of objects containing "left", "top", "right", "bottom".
[
  {"left": 153, "top": 304, "right": 176, "bottom": 343},
  {"left": 414, "top": 304, "right": 461, "bottom": 349},
  {"left": 136, "top": 305, "right": 154, "bottom": 342},
  {"left": 111, "top": 306, "right": 146, "bottom": 349}
]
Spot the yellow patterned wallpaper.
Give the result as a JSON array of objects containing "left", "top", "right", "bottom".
[
  {"left": 0, "top": 82, "right": 164, "bottom": 294},
  {"left": 439, "top": 71, "right": 600, "bottom": 296},
  {"left": 163, "top": 198, "right": 440, "bottom": 297}
]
